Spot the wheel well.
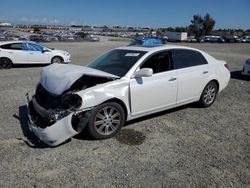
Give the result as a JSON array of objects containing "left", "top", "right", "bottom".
[
  {"left": 51, "top": 56, "right": 63, "bottom": 63},
  {"left": 0, "top": 57, "right": 13, "bottom": 64},
  {"left": 104, "top": 98, "right": 128, "bottom": 120},
  {"left": 210, "top": 79, "right": 219, "bottom": 91}
]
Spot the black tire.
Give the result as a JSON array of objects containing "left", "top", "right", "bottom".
[
  {"left": 51, "top": 56, "right": 63, "bottom": 64},
  {"left": 199, "top": 81, "right": 218, "bottom": 107},
  {"left": 0, "top": 58, "right": 12, "bottom": 69},
  {"left": 88, "top": 102, "right": 125, "bottom": 140}
]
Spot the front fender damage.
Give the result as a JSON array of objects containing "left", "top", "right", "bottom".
[
  {"left": 27, "top": 93, "right": 93, "bottom": 146},
  {"left": 26, "top": 64, "right": 122, "bottom": 147}
]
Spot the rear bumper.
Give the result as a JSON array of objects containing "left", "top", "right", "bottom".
[
  {"left": 26, "top": 93, "right": 78, "bottom": 147},
  {"left": 219, "top": 70, "right": 230, "bottom": 93}
]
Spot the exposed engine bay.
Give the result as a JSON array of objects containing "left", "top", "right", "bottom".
[{"left": 29, "top": 75, "right": 116, "bottom": 128}]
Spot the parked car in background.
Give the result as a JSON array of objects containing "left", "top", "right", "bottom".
[
  {"left": 0, "top": 41, "right": 70, "bottom": 68},
  {"left": 242, "top": 59, "right": 250, "bottom": 76},
  {"left": 29, "top": 35, "right": 42, "bottom": 42},
  {"left": 199, "top": 36, "right": 225, "bottom": 43},
  {"left": 86, "top": 35, "right": 100, "bottom": 41},
  {"left": 240, "top": 36, "right": 250, "bottom": 43},
  {"left": 222, "top": 35, "right": 241, "bottom": 43},
  {"left": 26, "top": 43, "right": 230, "bottom": 146},
  {"left": 187, "top": 36, "right": 197, "bottom": 42}
]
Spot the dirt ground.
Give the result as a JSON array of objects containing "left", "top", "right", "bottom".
[{"left": 0, "top": 38, "right": 249, "bottom": 187}]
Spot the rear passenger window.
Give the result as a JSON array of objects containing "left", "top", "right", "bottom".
[
  {"left": 173, "top": 49, "right": 207, "bottom": 69},
  {"left": 0, "top": 43, "right": 22, "bottom": 50}
]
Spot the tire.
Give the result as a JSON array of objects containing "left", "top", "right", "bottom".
[
  {"left": 199, "top": 81, "right": 218, "bottom": 107},
  {"left": 51, "top": 56, "right": 63, "bottom": 64},
  {"left": 88, "top": 102, "right": 125, "bottom": 139},
  {"left": 0, "top": 58, "right": 12, "bottom": 69}
]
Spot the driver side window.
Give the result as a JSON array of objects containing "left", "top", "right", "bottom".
[{"left": 140, "top": 51, "right": 172, "bottom": 74}]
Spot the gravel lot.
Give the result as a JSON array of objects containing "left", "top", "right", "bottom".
[{"left": 0, "top": 38, "right": 249, "bottom": 187}]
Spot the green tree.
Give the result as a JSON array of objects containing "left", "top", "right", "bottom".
[
  {"left": 175, "top": 26, "right": 187, "bottom": 32},
  {"left": 189, "top": 14, "right": 216, "bottom": 36},
  {"left": 33, "top": 28, "right": 40, "bottom": 33},
  {"left": 77, "top": 32, "right": 86, "bottom": 39},
  {"left": 203, "top": 14, "right": 216, "bottom": 35},
  {"left": 166, "top": 27, "right": 175, "bottom": 32},
  {"left": 189, "top": 15, "right": 203, "bottom": 36}
]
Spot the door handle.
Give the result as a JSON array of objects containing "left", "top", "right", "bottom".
[
  {"left": 8, "top": 52, "right": 13, "bottom": 54},
  {"left": 169, "top": 77, "right": 177, "bottom": 81},
  {"left": 203, "top": 71, "right": 209, "bottom": 74}
]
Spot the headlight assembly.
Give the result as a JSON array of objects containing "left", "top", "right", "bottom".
[{"left": 61, "top": 94, "right": 82, "bottom": 110}]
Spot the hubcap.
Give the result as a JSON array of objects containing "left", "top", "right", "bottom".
[
  {"left": 94, "top": 106, "right": 121, "bottom": 136},
  {"left": 203, "top": 84, "right": 216, "bottom": 104}
]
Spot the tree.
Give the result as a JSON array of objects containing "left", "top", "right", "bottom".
[
  {"left": 166, "top": 27, "right": 175, "bottom": 32},
  {"left": 189, "top": 14, "right": 216, "bottom": 36},
  {"left": 77, "top": 32, "right": 86, "bottom": 39},
  {"left": 175, "top": 26, "right": 187, "bottom": 32},
  {"left": 203, "top": 14, "right": 216, "bottom": 35},
  {"left": 189, "top": 15, "right": 203, "bottom": 36},
  {"left": 33, "top": 28, "right": 40, "bottom": 33}
]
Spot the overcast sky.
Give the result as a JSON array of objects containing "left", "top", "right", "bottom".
[{"left": 1, "top": 0, "right": 250, "bottom": 29}]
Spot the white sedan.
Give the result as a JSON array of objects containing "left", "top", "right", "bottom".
[
  {"left": 242, "top": 59, "right": 250, "bottom": 76},
  {"left": 26, "top": 44, "right": 230, "bottom": 146},
  {"left": 0, "top": 41, "right": 70, "bottom": 68}
]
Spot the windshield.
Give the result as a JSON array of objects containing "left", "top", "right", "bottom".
[{"left": 87, "top": 49, "right": 146, "bottom": 77}]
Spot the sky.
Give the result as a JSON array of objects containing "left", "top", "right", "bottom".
[{"left": 0, "top": 0, "right": 250, "bottom": 29}]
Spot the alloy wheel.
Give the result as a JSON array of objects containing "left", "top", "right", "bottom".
[
  {"left": 203, "top": 84, "right": 217, "bottom": 105},
  {"left": 94, "top": 106, "right": 121, "bottom": 136}
]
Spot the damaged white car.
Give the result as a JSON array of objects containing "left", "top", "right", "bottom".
[{"left": 26, "top": 45, "right": 230, "bottom": 146}]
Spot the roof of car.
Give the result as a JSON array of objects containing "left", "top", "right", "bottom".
[
  {"left": 0, "top": 40, "right": 36, "bottom": 45},
  {"left": 116, "top": 45, "right": 201, "bottom": 53}
]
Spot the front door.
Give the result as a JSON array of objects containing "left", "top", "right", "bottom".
[
  {"left": 129, "top": 50, "right": 178, "bottom": 116},
  {"left": 23, "top": 42, "right": 50, "bottom": 64}
]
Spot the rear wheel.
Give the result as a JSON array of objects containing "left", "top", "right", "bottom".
[
  {"left": 0, "top": 58, "right": 12, "bottom": 69},
  {"left": 88, "top": 102, "right": 125, "bottom": 139},
  {"left": 199, "top": 81, "right": 218, "bottom": 107},
  {"left": 51, "top": 56, "right": 63, "bottom": 64}
]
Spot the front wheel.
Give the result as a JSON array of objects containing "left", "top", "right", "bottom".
[
  {"left": 51, "top": 56, "right": 63, "bottom": 64},
  {"left": 199, "top": 81, "right": 218, "bottom": 107},
  {"left": 88, "top": 102, "right": 125, "bottom": 139}
]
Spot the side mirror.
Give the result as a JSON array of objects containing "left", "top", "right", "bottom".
[
  {"left": 133, "top": 68, "right": 153, "bottom": 78},
  {"left": 41, "top": 48, "right": 49, "bottom": 53}
]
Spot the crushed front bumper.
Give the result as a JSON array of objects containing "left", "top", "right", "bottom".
[{"left": 26, "top": 93, "right": 79, "bottom": 147}]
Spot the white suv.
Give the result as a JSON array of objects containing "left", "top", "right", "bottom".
[{"left": 0, "top": 41, "right": 70, "bottom": 68}]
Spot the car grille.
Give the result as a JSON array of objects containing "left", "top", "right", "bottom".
[{"left": 35, "top": 84, "right": 62, "bottom": 110}]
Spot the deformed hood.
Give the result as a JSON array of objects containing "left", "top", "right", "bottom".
[{"left": 40, "top": 63, "right": 119, "bottom": 95}]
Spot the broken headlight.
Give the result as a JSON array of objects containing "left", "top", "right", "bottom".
[{"left": 61, "top": 94, "right": 82, "bottom": 110}]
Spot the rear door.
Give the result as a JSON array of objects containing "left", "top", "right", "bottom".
[
  {"left": 0, "top": 42, "right": 27, "bottom": 64},
  {"left": 172, "top": 49, "right": 210, "bottom": 104}
]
